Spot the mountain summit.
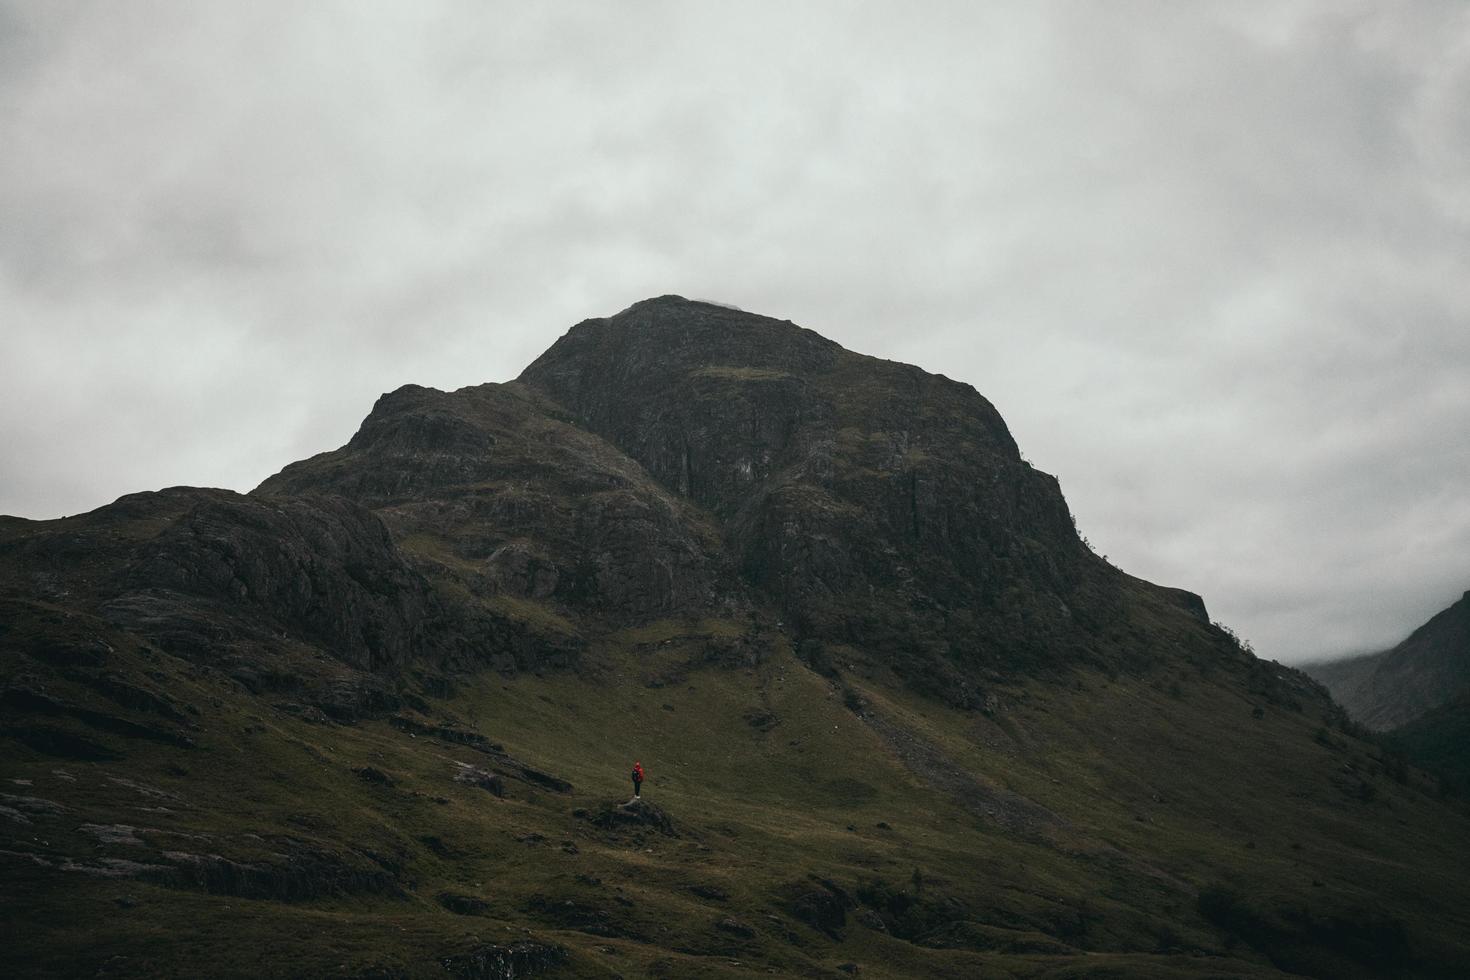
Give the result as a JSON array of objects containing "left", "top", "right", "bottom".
[
  {"left": 3, "top": 297, "right": 1467, "bottom": 978},
  {"left": 520, "top": 297, "right": 1219, "bottom": 688},
  {"left": 264, "top": 295, "right": 1210, "bottom": 702}
]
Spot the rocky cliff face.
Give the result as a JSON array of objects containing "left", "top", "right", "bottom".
[
  {"left": 0, "top": 487, "right": 443, "bottom": 673},
  {"left": 0, "top": 487, "right": 468, "bottom": 721},
  {"left": 1305, "top": 590, "right": 1470, "bottom": 730},
  {"left": 254, "top": 379, "right": 752, "bottom": 674},
  {"left": 519, "top": 296, "right": 1203, "bottom": 697}
]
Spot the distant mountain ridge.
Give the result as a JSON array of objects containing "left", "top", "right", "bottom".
[{"left": 1304, "top": 590, "right": 1470, "bottom": 731}]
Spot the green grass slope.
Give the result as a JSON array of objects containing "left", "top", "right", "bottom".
[{"left": 4, "top": 598, "right": 1467, "bottom": 979}]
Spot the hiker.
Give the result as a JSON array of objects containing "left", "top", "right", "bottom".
[{"left": 631, "top": 761, "right": 644, "bottom": 800}]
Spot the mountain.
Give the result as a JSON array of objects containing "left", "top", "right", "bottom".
[
  {"left": 1304, "top": 590, "right": 1470, "bottom": 731},
  {"left": 3, "top": 296, "right": 1468, "bottom": 979}
]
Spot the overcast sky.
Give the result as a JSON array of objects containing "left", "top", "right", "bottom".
[{"left": 2, "top": 1, "right": 1467, "bottom": 664}]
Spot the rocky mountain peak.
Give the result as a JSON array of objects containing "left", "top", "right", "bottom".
[
  {"left": 518, "top": 298, "right": 1196, "bottom": 698},
  {"left": 98, "top": 297, "right": 1215, "bottom": 700},
  {"left": 525, "top": 295, "right": 846, "bottom": 403}
]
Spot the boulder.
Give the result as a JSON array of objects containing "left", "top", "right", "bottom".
[
  {"left": 451, "top": 764, "right": 504, "bottom": 797},
  {"left": 440, "top": 941, "right": 566, "bottom": 979},
  {"left": 589, "top": 798, "right": 677, "bottom": 837}
]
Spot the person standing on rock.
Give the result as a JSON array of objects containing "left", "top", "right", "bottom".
[{"left": 631, "top": 761, "right": 644, "bottom": 800}]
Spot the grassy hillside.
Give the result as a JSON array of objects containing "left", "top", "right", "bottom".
[{"left": 5, "top": 599, "right": 1467, "bottom": 979}]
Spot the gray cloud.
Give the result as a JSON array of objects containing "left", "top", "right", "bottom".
[{"left": 2, "top": 1, "right": 1466, "bottom": 663}]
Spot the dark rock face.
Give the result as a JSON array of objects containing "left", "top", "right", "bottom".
[
  {"left": 255, "top": 381, "right": 748, "bottom": 652},
  {"left": 519, "top": 296, "right": 1182, "bottom": 684},
  {"left": 451, "top": 764, "right": 504, "bottom": 797},
  {"left": 0, "top": 492, "right": 464, "bottom": 735},
  {"left": 0, "top": 488, "right": 445, "bottom": 674},
  {"left": 157, "top": 843, "right": 401, "bottom": 901},
  {"left": 383, "top": 715, "right": 571, "bottom": 793},
  {"left": 7, "top": 830, "right": 402, "bottom": 901},
  {"left": 436, "top": 891, "right": 491, "bottom": 916},
  {"left": 517, "top": 298, "right": 849, "bottom": 519},
  {"left": 352, "top": 766, "right": 395, "bottom": 786},
  {"left": 2, "top": 676, "right": 195, "bottom": 749},
  {"left": 0, "top": 723, "right": 120, "bottom": 761}
]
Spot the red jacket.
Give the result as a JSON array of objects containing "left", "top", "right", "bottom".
[{"left": 632, "top": 764, "right": 644, "bottom": 783}]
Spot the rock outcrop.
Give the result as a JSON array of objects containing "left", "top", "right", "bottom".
[
  {"left": 587, "top": 798, "right": 677, "bottom": 838},
  {"left": 440, "top": 941, "right": 566, "bottom": 980},
  {"left": 255, "top": 380, "right": 750, "bottom": 669},
  {"left": 0, "top": 488, "right": 445, "bottom": 673}
]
